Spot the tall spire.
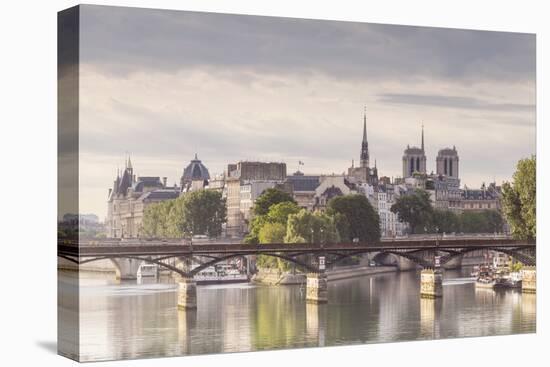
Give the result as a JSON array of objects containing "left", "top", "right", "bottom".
[
  {"left": 421, "top": 124, "right": 425, "bottom": 152},
  {"left": 127, "top": 155, "right": 132, "bottom": 169},
  {"left": 360, "top": 106, "right": 370, "bottom": 168},
  {"left": 363, "top": 106, "right": 367, "bottom": 143}
]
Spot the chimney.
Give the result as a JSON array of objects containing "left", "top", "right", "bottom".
[{"left": 162, "top": 177, "right": 167, "bottom": 187}]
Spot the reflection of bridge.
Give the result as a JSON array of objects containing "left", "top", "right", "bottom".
[{"left": 58, "top": 236, "right": 535, "bottom": 308}]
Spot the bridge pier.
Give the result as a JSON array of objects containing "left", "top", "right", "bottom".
[
  {"left": 175, "top": 276, "right": 197, "bottom": 310},
  {"left": 420, "top": 268, "right": 443, "bottom": 298},
  {"left": 306, "top": 273, "right": 328, "bottom": 304},
  {"left": 521, "top": 266, "right": 536, "bottom": 294},
  {"left": 114, "top": 258, "right": 142, "bottom": 280}
]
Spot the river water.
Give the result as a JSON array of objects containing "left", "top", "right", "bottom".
[{"left": 58, "top": 268, "right": 536, "bottom": 362}]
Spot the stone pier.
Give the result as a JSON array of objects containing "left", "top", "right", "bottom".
[
  {"left": 521, "top": 266, "right": 536, "bottom": 294},
  {"left": 420, "top": 268, "right": 443, "bottom": 298},
  {"left": 176, "top": 276, "right": 197, "bottom": 310},
  {"left": 306, "top": 273, "right": 328, "bottom": 304},
  {"left": 114, "top": 258, "right": 142, "bottom": 280}
]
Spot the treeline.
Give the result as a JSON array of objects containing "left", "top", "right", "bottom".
[
  {"left": 245, "top": 188, "right": 380, "bottom": 270},
  {"left": 140, "top": 189, "right": 226, "bottom": 238},
  {"left": 390, "top": 189, "right": 504, "bottom": 234}
]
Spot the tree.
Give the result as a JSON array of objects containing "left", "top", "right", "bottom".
[
  {"left": 244, "top": 201, "right": 299, "bottom": 244},
  {"left": 140, "top": 189, "right": 226, "bottom": 238},
  {"left": 457, "top": 210, "right": 504, "bottom": 234},
  {"left": 179, "top": 189, "right": 226, "bottom": 237},
  {"left": 258, "top": 222, "right": 286, "bottom": 244},
  {"left": 502, "top": 156, "right": 536, "bottom": 240},
  {"left": 285, "top": 209, "right": 340, "bottom": 244},
  {"left": 253, "top": 188, "right": 296, "bottom": 216},
  {"left": 327, "top": 194, "right": 380, "bottom": 242},
  {"left": 429, "top": 209, "right": 459, "bottom": 234},
  {"left": 391, "top": 189, "right": 433, "bottom": 234}
]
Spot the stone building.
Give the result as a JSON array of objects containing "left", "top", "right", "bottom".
[
  {"left": 314, "top": 175, "right": 356, "bottom": 209},
  {"left": 106, "top": 157, "right": 180, "bottom": 238},
  {"left": 285, "top": 171, "right": 320, "bottom": 210},
  {"left": 225, "top": 161, "right": 287, "bottom": 237},
  {"left": 461, "top": 183, "right": 502, "bottom": 211},
  {"left": 402, "top": 125, "right": 427, "bottom": 178},
  {"left": 436, "top": 147, "right": 459, "bottom": 180}
]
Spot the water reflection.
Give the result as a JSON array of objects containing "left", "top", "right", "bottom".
[{"left": 59, "top": 267, "right": 535, "bottom": 362}]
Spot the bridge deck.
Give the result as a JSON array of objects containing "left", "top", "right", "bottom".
[{"left": 58, "top": 237, "right": 535, "bottom": 258}]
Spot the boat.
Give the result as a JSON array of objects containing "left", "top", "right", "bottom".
[
  {"left": 493, "top": 271, "right": 522, "bottom": 289},
  {"left": 475, "top": 276, "right": 495, "bottom": 289},
  {"left": 193, "top": 265, "right": 249, "bottom": 285},
  {"left": 475, "top": 265, "right": 495, "bottom": 289}
]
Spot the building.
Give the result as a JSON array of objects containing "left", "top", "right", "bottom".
[
  {"left": 402, "top": 125, "right": 427, "bottom": 178},
  {"left": 225, "top": 161, "right": 288, "bottom": 237},
  {"left": 426, "top": 174, "right": 462, "bottom": 212},
  {"left": 285, "top": 171, "right": 320, "bottom": 210},
  {"left": 436, "top": 147, "right": 459, "bottom": 180},
  {"left": 461, "top": 182, "right": 502, "bottom": 211},
  {"left": 106, "top": 157, "right": 180, "bottom": 238},
  {"left": 348, "top": 110, "right": 378, "bottom": 185},
  {"left": 180, "top": 154, "right": 211, "bottom": 192},
  {"left": 314, "top": 175, "right": 356, "bottom": 209}
]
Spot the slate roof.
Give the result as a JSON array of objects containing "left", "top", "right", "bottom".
[
  {"left": 141, "top": 190, "right": 180, "bottom": 201},
  {"left": 182, "top": 154, "right": 210, "bottom": 182},
  {"left": 286, "top": 174, "right": 320, "bottom": 192}
]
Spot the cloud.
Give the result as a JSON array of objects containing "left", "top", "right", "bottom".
[
  {"left": 68, "top": 5, "right": 536, "bottom": 218},
  {"left": 377, "top": 93, "right": 535, "bottom": 113},
  {"left": 77, "top": 5, "right": 535, "bottom": 83}
]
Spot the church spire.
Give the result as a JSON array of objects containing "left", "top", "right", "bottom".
[
  {"left": 363, "top": 106, "right": 367, "bottom": 143},
  {"left": 360, "top": 106, "right": 370, "bottom": 168},
  {"left": 421, "top": 124, "right": 425, "bottom": 152}
]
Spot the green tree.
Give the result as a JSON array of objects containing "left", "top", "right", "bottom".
[
  {"left": 284, "top": 209, "right": 340, "bottom": 244},
  {"left": 429, "top": 209, "right": 460, "bottom": 233},
  {"left": 327, "top": 194, "right": 380, "bottom": 242},
  {"left": 140, "top": 189, "right": 226, "bottom": 238},
  {"left": 258, "top": 222, "right": 286, "bottom": 243},
  {"left": 179, "top": 189, "right": 226, "bottom": 237},
  {"left": 265, "top": 201, "right": 300, "bottom": 224},
  {"left": 391, "top": 189, "right": 433, "bottom": 234},
  {"left": 457, "top": 210, "right": 504, "bottom": 234},
  {"left": 253, "top": 188, "right": 296, "bottom": 216},
  {"left": 244, "top": 201, "right": 299, "bottom": 244},
  {"left": 502, "top": 156, "right": 536, "bottom": 240}
]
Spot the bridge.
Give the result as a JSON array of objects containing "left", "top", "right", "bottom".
[{"left": 58, "top": 236, "right": 536, "bottom": 308}]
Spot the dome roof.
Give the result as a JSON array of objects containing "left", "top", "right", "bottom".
[{"left": 182, "top": 154, "right": 210, "bottom": 182}]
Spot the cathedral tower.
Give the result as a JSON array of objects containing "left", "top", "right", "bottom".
[{"left": 402, "top": 125, "right": 427, "bottom": 178}]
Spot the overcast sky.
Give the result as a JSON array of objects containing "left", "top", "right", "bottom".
[{"left": 72, "top": 5, "right": 536, "bottom": 219}]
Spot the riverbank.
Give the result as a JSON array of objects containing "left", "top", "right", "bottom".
[{"left": 252, "top": 265, "right": 397, "bottom": 285}]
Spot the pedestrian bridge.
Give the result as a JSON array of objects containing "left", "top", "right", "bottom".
[{"left": 58, "top": 235, "right": 535, "bottom": 308}]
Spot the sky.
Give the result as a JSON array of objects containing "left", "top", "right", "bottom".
[{"left": 67, "top": 5, "right": 536, "bottom": 219}]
